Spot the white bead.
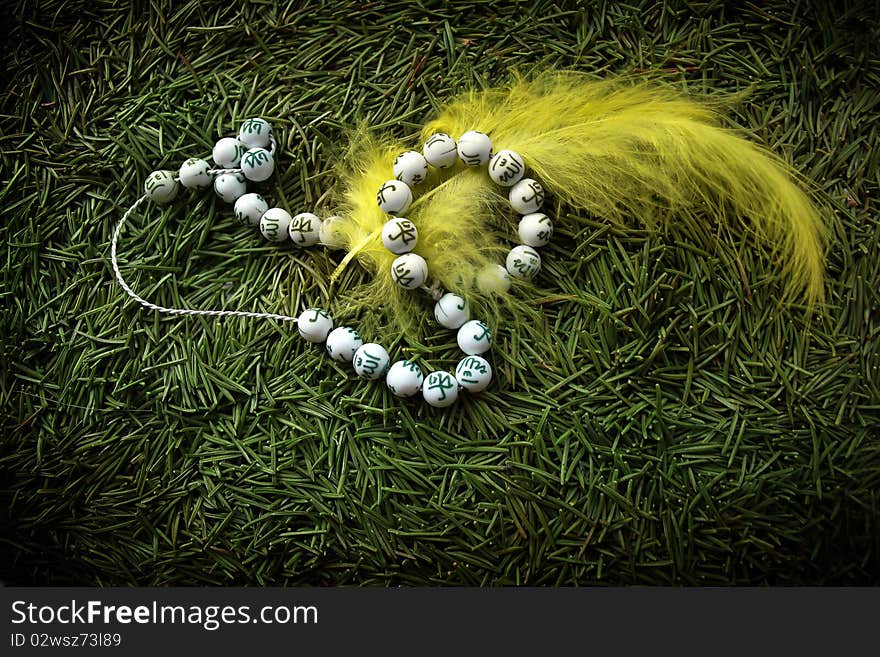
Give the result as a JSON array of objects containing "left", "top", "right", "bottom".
[
  {"left": 518, "top": 212, "right": 554, "bottom": 247},
  {"left": 457, "top": 320, "right": 492, "bottom": 355},
  {"left": 318, "top": 215, "right": 347, "bottom": 249},
  {"left": 376, "top": 180, "right": 413, "bottom": 214},
  {"left": 234, "top": 193, "right": 268, "bottom": 226},
  {"left": 457, "top": 131, "right": 492, "bottom": 166},
  {"left": 259, "top": 207, "right": 291, "bottom": 242},
  {"left": 297, "top": 308, "right": 333, "bottom": 343},
  {"left": 391, "top": 253, "right": 428, "bottom": 289},
  {"left": 488, "top": 149, "right": 525, "bottom": 187},
  {"left": 144, "top": 170, "right": 179, "bottom": 203},
  {"left": 423, "top": 133, "right": 458, "bottom": 169},
  {"left": 240, "top": 147, "right": 275, "bottom": 182},
  {"left": 506, "top": 245, "right": 541, "bottom": 280},
  {"left": 509, "top": 178, "right": 545, "bottom": 214},
  {"left": 214, "top": 172, "right": 247, "bottom": 203},
  {"left": 212, "top": 137, "right": 245, "bottom": 168},
  {"left": 381, "top": 217, "right": 418, "bottom": 254},
  {"left": 434, "top": 293, "right": 469, "bottom": 329},
  {"left": 353, "top": 343, "right": 391, "bottom": 380},
  {"left": 422, "top": 371, "right": 459, "bottom": 407},
  {"left": 455, "top": 355, "right": 492, "bottom": 393},
  {"left": 238, "top": 117, "right": 272, "bottom": 149},
  {"left": 476, "top": 264, "right": 511, "bottom": 293},
  {"left": 325, "top": 326, "right": 363, "bottom": 362},
  {"left": 393, "top": 150, "right": 429, "bottom": 186},
  {"left": 288, "top": 212, "right": 322, "bottom": 246},
  {"left": 386, "top": 360, "right": 424, "bottom": 397},
  {"left": 178, "top": 158, "right": 212, "bottom": 189}
]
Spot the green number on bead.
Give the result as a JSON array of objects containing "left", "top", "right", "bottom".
[
  {"left": 308, "top": 310, "right": 329, "bottom": 322},
  {"left": 387, "top": 220, "right": 417, "bottom": 245},
  {"left": 466, "top": 357, "right": 487, "bottom": 374},
  {"left": 244, "top": 149, "right": 269, "bottom": 167},
  {"left": 290, "top": 215, "right": 314, "bottom": 242},
  {"left": 491, "top": 153, "right": 522, "bottom": 183},
  {"left": 471, "top": 323, "right": 490, "bottom": 343},
  {"left": 145, "top": 173, "right": 165, "bottom": 192},
  {"left": 459, "top": 372, "right": 478, "bottom": 385},
  {"left": 428, "top": 374, "right": 455, "bottom": 400},
  {"left": 242, "top": 119, "right": 265, "bottom": 135},
  {"left": 392, "top": 263, "right": 415, "bottom": 287},
  {"left": 459, "top": 149, "right": 482, "bottom": 165},
  {"left": 357, "top": 350, "right": 382, "bottom": 375}
]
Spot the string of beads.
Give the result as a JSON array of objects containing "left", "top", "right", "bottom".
[{"left": 114, "top": 118, "right": 554, "bottom": 407}]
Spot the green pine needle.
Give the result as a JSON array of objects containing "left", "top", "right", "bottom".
[{"left": 1, "top": 0, "right": 878, "bottom": 585}]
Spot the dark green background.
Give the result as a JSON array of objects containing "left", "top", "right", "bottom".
[{"left": 1, "top": 0, "right": 878, "bottom": 585}]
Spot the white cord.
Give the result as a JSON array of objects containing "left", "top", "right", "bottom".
[{"left": 110, "top": 191, "right": 299, "bottom": 324}]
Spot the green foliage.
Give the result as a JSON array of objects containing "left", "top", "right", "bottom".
[{"left": 1, "top": 0, "right": 878, "bottom": 585}]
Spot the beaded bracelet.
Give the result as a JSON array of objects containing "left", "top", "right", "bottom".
[{"left": 112, "top": 118, "right": 554, "bottom": 408}]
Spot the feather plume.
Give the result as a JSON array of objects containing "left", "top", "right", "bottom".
[{"left": 326, "top": 72, "right": 827, "bottom": 331}]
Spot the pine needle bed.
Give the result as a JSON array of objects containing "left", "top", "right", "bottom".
[{"left": 1, "top": 0, "right": 878, "bottom": 585}]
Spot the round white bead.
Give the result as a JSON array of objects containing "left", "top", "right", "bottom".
[
  {"left": 234, "top": 193, "right": 269, "bottom": 226},
  {"left": 213, "top": 172, "right": 247, "bottom": 203},
  {"left": 297, "top": 308, "right": 333, "bottom": 343},
  {"left": 212, "top": 137, "right": 245, "bottom": 168},
  {"left": 422, "top": 371, "right": 459, "bottom": 407},
  {"left": 318, "top": 215, "right": 347, "bottom": 249},
  {"left": 434, "top": 293, "right": 469, "bottom": 329},
  {"left": 457, "top": 131, "right": 493, "bottom": 166},
  {"left": 240, "top": 147, "right": 275, "bottom": 182},
  {"left": 288, "top": 212, "right": 322, "bottom": 246},
  {"left": 259, "top": 207, "right": 291, "bottom": 242},
  {"left": 377, "top": 180, "right": 413, "bottom": 214},
  {"left": 386, "top": 360, "right": 424, "bottom": 398},
  {"left": 455, "top": 355, "right": 493, "bottom": 393},
  {"left": 325, "top": 326, "right": 363, "bottom": 362},
  {"left": 476, "top": 264, "right": 511, "bottom": 293},
  {"left": 509, "top": 178, "right": 545, "bottom": 214},
  {"left": 457, "top": 320, "right": 492, "bottom": 355},
  {"left": 381, "top": 217, "right": 419, "bottom": 254},
  {"left": 488, "top": 149, "right": 525, "bottom": 187},
  {"left": 178, "top": 158, "right": 212, "bottom": 189},
  {"left": 506, "top": 245, "right": 541, "bottom": 280},
  {"left": 518, "top": 212, "right": 554, "bottom": 247},
  {"left": 393, "top": 150, "right": 429, "bottom": 186},
  {"left": 391, "top": 252, "right": 428, "bottom": 289},
  {"left": 238, "top": 117, "right": 272, "bottom": 149},
  {"left": 353, "top": 343, "right": 391, "bottom": 380},
  {"left": 144, "top": 170, "right": 179, "bottom": 203},
  {"left": 423, "top": 133, "right": 458, "bottom": 168}
]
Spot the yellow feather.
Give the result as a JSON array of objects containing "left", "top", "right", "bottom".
[{"left": 327, "top": 72, "right": 827, "bottom": 333}]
